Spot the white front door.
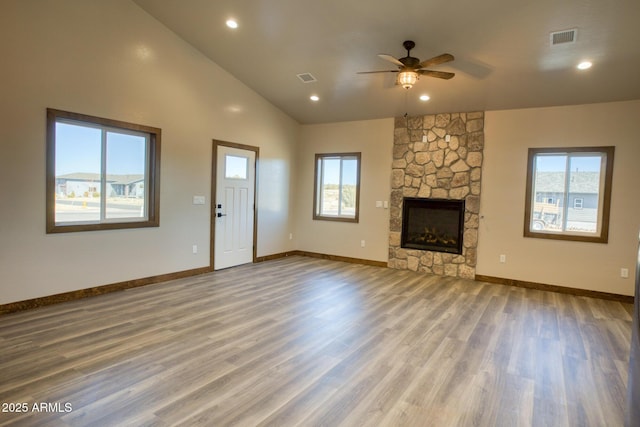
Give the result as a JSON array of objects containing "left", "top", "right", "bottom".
[{"left": 214, "top": 145, "right": 256, "bottom": 270}]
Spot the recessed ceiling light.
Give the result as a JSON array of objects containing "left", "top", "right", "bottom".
[
  {"left": 310, "top": 95, "right": 320, "bottom": 102},
  {"left": 577, "top": 61, "right": 592, "bottom": 70},
  {"left": 419, "top": 94, "right": 430, "bottom": 101},
  {"left": 226, "top": 19, "right": 238, "bottom": 29}
]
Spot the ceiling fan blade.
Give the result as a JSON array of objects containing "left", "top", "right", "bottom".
[
  {"left": 418, "top": 53, "right": 454, "bottom": 69},
  {"left": 378, "top": 54, "right": 404, "bottom": 67},
  {"left": 356, "top": 70, "right": 399, "bottom": 74},
  {"left": 418, "top": 70, "right": 455, "bottom": 79}
]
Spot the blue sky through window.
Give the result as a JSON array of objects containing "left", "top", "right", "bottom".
[
  {"left": 322, "top": 157, "right": 357, "bottom": 185},
  {"left": 535, "top": 154, "right": 601, "bottom": 172},
  {"left": 107, "top": 132, "right": 146, "bottom": 175},
  {"left": 55, "top": 122, "right": 145, "bottom": 175}
]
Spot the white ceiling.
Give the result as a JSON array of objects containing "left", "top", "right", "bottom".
[{"left": 133, "top": 0, "right": 640, "bottom": 124}]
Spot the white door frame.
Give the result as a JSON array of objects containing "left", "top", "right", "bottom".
[{"left": 211, "top": 140, "right": 259, "bottom": 270}]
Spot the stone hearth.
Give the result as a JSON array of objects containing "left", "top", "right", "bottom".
[{"left": 388, "top": 112, "right": 484, "bottom": 279}]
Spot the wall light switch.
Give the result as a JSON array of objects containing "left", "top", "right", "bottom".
[
  {"left": 193, "top": 195, "right": 205, "bottom": 205},
  {"left": 383, "top": 201, "right": 389, "bottom": 209},
  {"left": 375, "top": 201, "right": 383, "bottom": 208}
]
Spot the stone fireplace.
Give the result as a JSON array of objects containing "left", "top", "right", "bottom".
[
  {"left": 401, "top": 197, "right": 465, "bottom": 254},
  {"left": 389, "top": 112, "right": 484, "bottom": 279}
]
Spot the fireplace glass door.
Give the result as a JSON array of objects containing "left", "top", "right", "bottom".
[{"left": 401, "top": 198, "right": 465, "bottom": 254}]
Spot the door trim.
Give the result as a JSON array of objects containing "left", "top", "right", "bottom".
[{"left": 211, "top": 140, "right": 259, "bottom": 270}]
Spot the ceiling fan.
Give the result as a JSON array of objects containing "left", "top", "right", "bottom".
[{"left": 358, "top": 40, "right": 455, "bottom": 89}]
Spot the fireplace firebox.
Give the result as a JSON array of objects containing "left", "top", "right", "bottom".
[{"left": 401, "top": 198, "right": 465, "bottom": 254}]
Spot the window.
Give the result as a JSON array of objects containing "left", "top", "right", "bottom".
[
  {"left": 524, "top": 146, "right": 614, "bottom": 243},
  {"left": 313, "top": 153, "right": 361, "bottom": 222},
  {"left": 46, "top": 109, "right": 161, "bottom": 233},
  {"left": 225, "top": 155, "right": 248, "bottom": 179},
  {"left": 574, "top": 198, "right": 584, "bottom": 209}
]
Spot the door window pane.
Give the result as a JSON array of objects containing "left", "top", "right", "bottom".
[{"left": 225, "top": 155, "right": 248, "bottom": 180}]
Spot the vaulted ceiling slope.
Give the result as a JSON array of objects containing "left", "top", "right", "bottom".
[{"left": 133, "top": 0, "right": 640, "bottom": 124}]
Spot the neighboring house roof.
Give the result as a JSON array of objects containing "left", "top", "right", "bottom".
[
  {"left": 534, "top": 171, "right": 600, "bottom": 194},
  {"left": 56, "top": 173, "right": 144, "bottom": 185}
]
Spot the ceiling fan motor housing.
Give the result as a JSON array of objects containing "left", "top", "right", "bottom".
[
  {"left": 400, "top": 56, "right": 420, "bottom": 68},
  {"left": 400, "top": 40, "right": 420, "bottom": 68}
]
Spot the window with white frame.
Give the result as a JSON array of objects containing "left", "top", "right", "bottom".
[
  {"left": 573, "top": 197, "right": 584, "bottom": 209},
  {"left": 46, "top": 109, "right": 161, "bottom": 233},
  {"left": 313, "top": 153, "right": 361, "bottom": 222}
]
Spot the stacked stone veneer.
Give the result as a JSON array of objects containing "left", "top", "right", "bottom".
[{"left": 389, "top": 112, "right": 484, "bottom": 279}]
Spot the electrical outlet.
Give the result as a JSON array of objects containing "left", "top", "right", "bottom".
[
  {"left": 621, "top": 268, "right": 629, "bottom": 278},
  {"left": 361, "top": 240, "right": 366, "bottom": 248},
  {"left": 499, "top": 254, "right": 506, "bottom": 263},
  {"left": 289, "top": 233, "right": 293, "bottom": 240},
  {"left": 192, "top": 245, "right": 198, "bottom": 254}
]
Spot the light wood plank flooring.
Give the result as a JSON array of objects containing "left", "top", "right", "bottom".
[{"left": 0, "top": 256, "right": 633, "bottom": 426}]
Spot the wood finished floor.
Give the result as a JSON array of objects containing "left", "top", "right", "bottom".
[{"left": 0, "top": 256, "right": 633, "bottom": 427}]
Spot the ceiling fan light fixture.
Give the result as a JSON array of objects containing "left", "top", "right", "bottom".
[{"left": 398, "top": 71, "right": 418, "bottom": 89}]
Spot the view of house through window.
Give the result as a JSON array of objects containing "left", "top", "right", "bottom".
[
  {"left": 524, "top": 146, "right": 614, "bottom": 243},
  {"left": 46, "top": 109, "right": 161, "bottom": 232},
  {"left": 313, "top": 153, "right": 361, "bottom": 222}
]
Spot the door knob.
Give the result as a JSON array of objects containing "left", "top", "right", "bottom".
[{"left": 217, "top": 212, "right": 227, "bottom": 217}]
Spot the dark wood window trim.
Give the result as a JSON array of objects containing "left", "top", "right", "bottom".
[
  {"left": 313, "top": 152, "right": 361, "bottom": 223},
  {"left": 46, "top": 108, "right": 161, "bottom": 233},
  {"left": 523, "top": 146, "right": 614, "bottom": 243}
]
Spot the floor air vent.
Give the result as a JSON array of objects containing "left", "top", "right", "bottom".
[{"left": 550, "top": 29, "right": 577, "bottom": 46}]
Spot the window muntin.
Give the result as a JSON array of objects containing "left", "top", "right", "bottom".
[
  {"left": 46, "top": 109, "right": 160, "bottom": 233},
  {"left": 524, "top": 146, "right": 614, "bottom": 243},
  {"left": 313, "top": 153, "right": 361, "bottom": 222}
]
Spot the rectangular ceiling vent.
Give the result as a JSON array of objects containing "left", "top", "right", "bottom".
[
  {"left": 296, "top": 73, "right": 317, "bottom": 83},
  {"left": 550, "top": 29, "right": 577, "bottom": 46}
]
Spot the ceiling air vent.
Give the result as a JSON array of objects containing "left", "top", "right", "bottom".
[
  {"left": 296, "top": 73, "right": 317, "bottom": 83},
  {"left": 550, "top": 29, "right": 577, "bottom": 46}
]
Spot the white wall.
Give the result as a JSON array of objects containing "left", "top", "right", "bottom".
[
  {"left": 296, "top": 119, "right": 394, "bottom": 262},
  {"left": 477, "top": 101, "right": 640, "bottom": 296},
  {"left": 0, "top": 0, "right": 299, "bottom": 305}
]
